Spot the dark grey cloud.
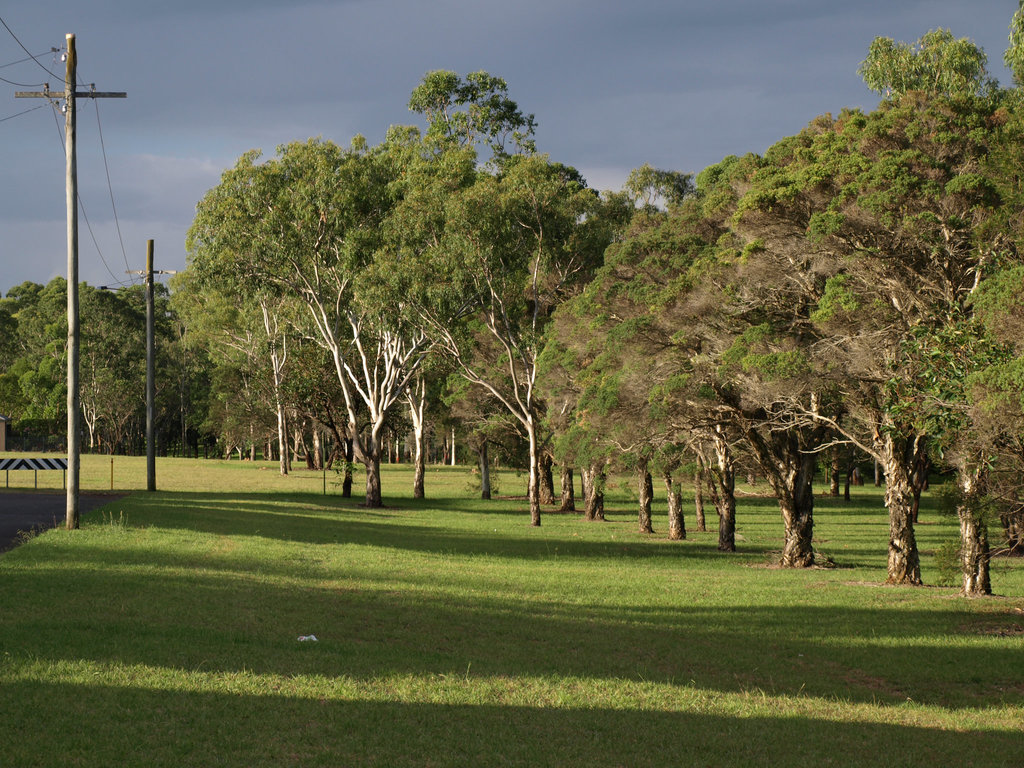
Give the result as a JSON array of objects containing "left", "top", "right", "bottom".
[{"left": 0, "top": 0, "right": 1018, "bottom": 293}]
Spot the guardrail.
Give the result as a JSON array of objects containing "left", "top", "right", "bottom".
[{"left": 0, "top": 458, "right": 68, "bottom": 489}]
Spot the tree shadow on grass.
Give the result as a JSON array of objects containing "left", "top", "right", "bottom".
[
  {"left": 2, "top": 553, "right": 1022, "bottom": 711},
  {"left": 2, "top": 679, "right": 1021, "bottom": 768},
  {"left": 107, "top": 491, "right": 753, "bottom": 563}
]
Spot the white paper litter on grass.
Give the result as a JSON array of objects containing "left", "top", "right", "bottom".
[{"left": 297, "top": 634, "right": 318, "bottom": 642}]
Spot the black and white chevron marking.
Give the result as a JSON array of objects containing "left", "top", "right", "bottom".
[{"left": 0, "top": 457, "right": 68, "bottom": 471}]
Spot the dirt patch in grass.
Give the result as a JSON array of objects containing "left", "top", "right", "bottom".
[{"left": 958, "top": 608, "right": 1024, "bottom": 637}]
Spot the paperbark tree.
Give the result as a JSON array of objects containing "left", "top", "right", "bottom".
[{"left": 727, "top": 79, "right": 1012, "bottom": 582}]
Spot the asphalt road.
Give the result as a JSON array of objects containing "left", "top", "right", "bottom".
[{"left": 0, "top": 492, "right": 125, "bottom": 553}]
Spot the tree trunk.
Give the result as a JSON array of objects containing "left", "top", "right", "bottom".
[
  {"left": 527, "top": 419, "right": 541, "bottom": 526},
  {"left": 637, "top": 462, "right": 654, "bottom": 534},
  {"left": 276, "top": 406, "right": 288, "bottom": 476},
  {"left": 694, "top": 466, "right": 707, "bottom": 532},
  {"left": 413, "top": 435, "right": 426, "bottom": 499},
  {"left": 342, "top": 438, "right": 353, "bottom": 498},
  {"left": 539, "top": 452, "right": 556, "bottom": 505},
  {"left": 312, "top": 430, "right": 323, "bottom": 471},
  {"left": 779, "top": 482, "right": 815, "bottom": 568},
  {"left": 777, "top": 450, "right": 816, "bottom": 568},
  {"left": 407, "top": 377, "right": 427, "bottom": 500},
  {"left": 960, "top": 511, "right": 991, "bottom": 596},
  {"left": 450, "top": 427, "right": 457, "bottom": 467},
  {"left": 958, "top": 465, "right": 991, "bottom": 596},
  {"left": 830, "top": 446, "right": 840, "bottom": 497},
  {"left": 1001, "top": 506, "right": 1024, "bottom": 555},
  {"left": 364, "top": 454, "right": 382, "bottom": 508},
  {"left": 479, "top": 443, "right": 491, "bottom": 500},
  {"left": 879, "top": 430, "right": 922, "bottom": 585},
  {"left": 665, "top": 471, "right": 685, "bottom": 540},
  {"left": 911, "top": 452, "right": 929, "bottom": 524},
  {"left": 584, "top": 463, "right": 605, "bottom": 522},
  {"left": 707, "top": 434, "right": 736, "bottom": 552},
  {"left": 559, "top": 465, "right": 575, "bottom": 512}
]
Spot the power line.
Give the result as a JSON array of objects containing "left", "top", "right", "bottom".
[
  {"left": 0, "top": 50, "right": 54, "bottom": 70},
  {"left": 0, "top": 15, "right": 61, "bottom": 79},
  {"left": 93, "top": 99, "right": 131, "bottom": 275},
  {"left": 0, "top": 74, "right": 47, "bottom": 88},
  {"left": 48, "top": 101, "right": 126, "bottom": 288},
  {"left": 0, "top": 103, "right": 44, "bottom": 123}
]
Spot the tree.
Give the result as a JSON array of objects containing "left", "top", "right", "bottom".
[
  {"left": 187, "top": 137, "right": 427, "bottom": 506},
  {"left": 171, "top": 280, "right": 285, "bottom": 464},
  {"left": 399, "top": 154, "right": 607, "bottom": 525},
  {"left": 859, "top": 29, "right": 995, "bottom": 99},
  {"left": 408, "top": 70, "right": 537, "bottom": 163},
  {"left": 1005, "top": 2, "right": 1024, "bottom": 87},
  {"left": 79, "top": 285, "right": 145, "bottom": 453},
  {"left": 728, "top": 83, "right": 1012, "bottom": 583}
]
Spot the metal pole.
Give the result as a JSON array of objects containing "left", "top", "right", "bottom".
[
  {"left": 146, "top": 240, "right": 156, "bottom": 491},
  {"left": 65, "top": 33, "right": 80, "bottom": 530}
]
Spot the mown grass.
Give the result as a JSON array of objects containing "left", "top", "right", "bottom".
[{"left": 1, "top": 455, "right": 1023, "bottom": 767}]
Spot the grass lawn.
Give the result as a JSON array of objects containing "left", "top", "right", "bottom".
[{"left": 1, "top": 455, "right": 1022, "bottom": 767}]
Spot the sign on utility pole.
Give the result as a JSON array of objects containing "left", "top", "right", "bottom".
[{"left": 16, "top": 34, "right": 126, "bottom": 529}]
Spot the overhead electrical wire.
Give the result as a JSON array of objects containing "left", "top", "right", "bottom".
[
  {"left": 50, "top": 100, "right": 129, "bottom": 288},
  {"left": 0, "top": 73, "right": 47, "bottom": 87},
  {"left": 0, "top": 14, "right": 62, "bottom": 79},
  {"left": 3, "top": 14, "right": 136, "bottom": 288},
  {"left": 93, "top": 100, "right": 131, "bottom": 276},
  {"left": 0, "top": 51, "right": 54, "bottom": 70},
  {"left": 0, "top": 103, "right": 44, "bottom": 123}
]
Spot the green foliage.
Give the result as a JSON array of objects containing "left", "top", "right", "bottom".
[
  {"left": 624, "top": 163, "right": 694, "bottom": 210},
  {"left": 933, "top": 538, "right": 962, "bottom": 587},
  {"left": 858, "top": 29, "right": 995, "bottom": 99},
  {"left": 806, "top": 210, "right": 846, "bottom": 242},
  {"left": 408, "top": 70, "right": 536, "bottom": 163},
  {"left": 1005, "top": 2, "right": 1024, "bottom": 87},
  {"left": 810, "top": 274, "right": 860, "bottom": 326},
  {"left": 970, "top": 265, "right": 1024, "bottom": 352}
]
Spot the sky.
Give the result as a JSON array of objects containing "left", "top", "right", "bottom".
[{"left": 0, "top": 0, "right": 1019, "bottom": 296}]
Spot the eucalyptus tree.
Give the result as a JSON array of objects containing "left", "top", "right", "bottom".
[
  {"left": 1006, "top": 1, "right": 1024, "bottom": 87},
  {"left": 380, "top": 72, "right": 618, "bottom": 525},
  {"left": 397, "top": 154, "right": 608, "bottom": 525},
  {"left": 407, "top": 69, "right": 537, "bottom": 163},
  {"left": 188, "top": 136, "right": 429, "bottom": 506},
  {"left": 858, "top": 28, "right": 996, "bottom": 99},
  {"left": 0, "top": 279, "right": 69, "bottom": 437},
  {"left": 172, "top": 270, "right": 291, "bottom": 470},
  {"left": 78, "top": 285, "right": 146, "bottom": 452}
]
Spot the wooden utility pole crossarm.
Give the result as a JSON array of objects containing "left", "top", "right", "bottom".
[
  {"left": 14, "top": 33, "right": 126, "bottom": 530},
  {"left": 14, "top": 89, "right": 127, "bottom": 99}
]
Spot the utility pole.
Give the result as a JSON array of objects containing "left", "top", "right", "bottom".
[
  {"left": 145, "top": 240, "right": 155, "bottom": 491},
  {"left": 17, "top": 34, "right": 126, "bottom": 529},
  {"left": 129, "top": 241, "right": 175, "bottom": 493}
]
